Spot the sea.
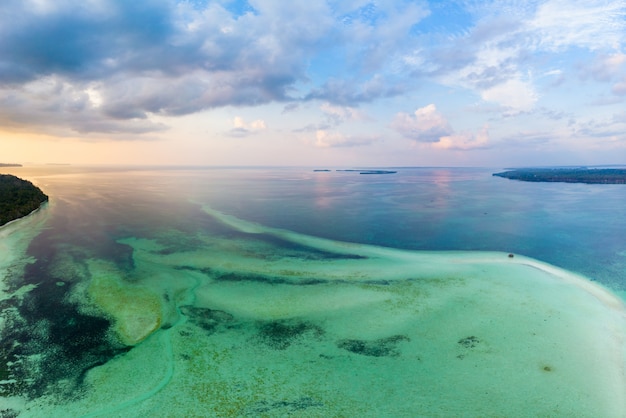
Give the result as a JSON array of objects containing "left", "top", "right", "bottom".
[{"left": 1, "top": 165, "right": 625, "bottom": 417}]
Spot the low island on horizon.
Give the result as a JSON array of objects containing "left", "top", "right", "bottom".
[
  {"left": 0, "top": 174, "right": 48, "bottom": 227},
  {"left": 493, "top": 168, "right": 626, "bottom": 184},
  {"left": 314, "top": 169, "right": 397, "bottom": 175}
]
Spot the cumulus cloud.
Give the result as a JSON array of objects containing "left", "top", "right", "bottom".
[
  {"left": 432, "top": 126, "right": 490, "bottom": 150},
  {"left": 0, "top": 0, "right": 429, "bottom": 137},
  {"left": 407, "top": 0, "right": 626, "bottom": 114},
  {"left": 390, "top": 104, "right": 453, "bottom": 143},
  {"left": 227, "top": 116, "right": 267, "bottom": 137},
  {"left": 313, "top": 130, "right": 379, "bottom": 148},
  {"left": 481, "top": 79, "right": 538, "bottom": 113},
  {"left": 320, "top": 102, "right": 367, "bottom": 125},
  {"left": 1, "top": 0, "right": 624, "bottom": 146},
  {"left": 0, "top": 75, "right": 167, "bottom": 135},
  {"left": 392, "top": 104, "right": 489, "bottom": 150}
]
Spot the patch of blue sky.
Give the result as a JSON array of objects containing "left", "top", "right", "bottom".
[
  {"left": 222, "top": 0, "right": 257, "bottom": 18},
  {"left": 411, "top": 1, "right": 474, "bottom": 37},
  {"left": 178, "top": 0, "right": 209, "bottom": 11},
  {"left": 306, "top": 47, "right": 350, "bottom": 84}
]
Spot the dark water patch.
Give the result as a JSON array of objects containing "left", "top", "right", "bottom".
[
  {"left": 457, "top": 336, "right": 480, "bottom": 348},
  {"left": 150, "top": 230, "right": 206, "bottom": 255},
  {"left": 250, "top": 233, "right": 367, "bottom": 261},
  {"left": 245, "top": 396, "right": 323, "bottom": 415},
  {"left": 179, "top": 306, "right": 234, "bottom": 335},
  {"left": 456, "top": 336, "right": 481, "bottom": 359},
  {"left": 0, "top": 255, "right": 131, "bottom": 400},
  {"left": 365, "top": 279, "right": 392, "bottom": 286},
  {"left": 174, "top": 266, "right": 331, "bottom": 286},
  {"left": 0, "top": 409, "right": 19, "bottom": 418},
  {"left": 22, "top": 225, "right": 134, "bottom": 287},
  {"left": 256, "top": 320, "right": 325, "bottom": 350},
  {"left": 178, "top": 329, "right": 193, "bottom": 337},
  {"left": 336, "top": 335, "right": 410, "bottom": 357},
  {"left": 176, "top": 265, "right": 412, "bottom": 288},
  {"left": 215, "top": 272, "right": 328, "bottom": 286}
]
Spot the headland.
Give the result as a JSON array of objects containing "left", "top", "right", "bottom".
[
  {"left": 494, "top": 168, "right": 626, "bottom": 184},
  {"left": 0, "top": 174, "right": 48, "bottom": 227}
]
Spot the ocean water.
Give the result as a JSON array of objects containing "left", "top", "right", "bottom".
[{"left": 1, "top": 165, "right": 625, "bottom": 417}]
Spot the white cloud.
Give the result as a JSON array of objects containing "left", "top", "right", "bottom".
[
  {"left": 313, "top": 130, "right": 378, "bottom": 148},
  {"left": 419, "top": 0, "right": 626, "bottom": 115},
  {"left": 433, "top": 126, "right": 490, "bottom": 150},
  {"left": 481, "top": 78, "right": 538, "bottom": 113},
  {"left": 233, "top": 116, "right": 266, "bottom": 130},
  {"left": 320, "top": 102, "right": 366, "bottom": 123},
  {"left": 227, "top": 116, "right": 267, "bottom": 137},
  {"left": 530, "top": 0, "right": 626, "bottom": 51},
  {"left": 392, "top": 104, "right": 489, "bottom": 150},
  {"left": 390, "top": 104, "right": 453, "bottom": 142}
]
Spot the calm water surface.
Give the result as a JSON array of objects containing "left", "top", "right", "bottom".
[{"left": 0, "top": 165, "right": 625, "bottom": 416}]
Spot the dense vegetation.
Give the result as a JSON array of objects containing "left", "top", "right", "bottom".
[
  {"left": 493, "top": 168, "right": 626, "bottom": 184},
  {"left": 0, "top": 174, "right": 48, "bottom": 226}
]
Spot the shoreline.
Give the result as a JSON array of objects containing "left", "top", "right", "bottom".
[
  {"left": 0, "top": 201, "right": 49, "bottom": 230},
  {"left": 0, "top": 201, "right": 50, "bottom": 300}
]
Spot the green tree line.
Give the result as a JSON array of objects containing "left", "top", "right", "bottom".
[
  {"left": 493, "top": 168, "right": 626, "bottom": 184},
  {"left": 0, "top": 175, "right": 48, "bottom": 226}
]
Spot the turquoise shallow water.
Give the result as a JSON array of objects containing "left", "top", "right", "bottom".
[{"left": 0, "top": 166, "right": 625, "bottom": 416}]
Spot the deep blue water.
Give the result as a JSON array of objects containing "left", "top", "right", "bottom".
[
  {"left": 179, "top": 167, "right": 626, "bottom": 291},
  {"left": 18, "top": 165, "right": 626, "bottom": 290}
]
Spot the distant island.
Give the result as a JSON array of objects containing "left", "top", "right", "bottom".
[
  {"left": 0, "top": 174, "right": 48, "bottom": 226},
  {"left": 0, "top": 163, "right": 22, "bottom": 167},
  {"left": 493, "top": 168, "right": 626, "bottom": 184},
  {"left": 315, "top": 169, "right": 397, "bottom": 175}
]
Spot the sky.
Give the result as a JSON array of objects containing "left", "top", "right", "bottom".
[{"left": 1, "top": 0, "right": 625, "bottom": 167}]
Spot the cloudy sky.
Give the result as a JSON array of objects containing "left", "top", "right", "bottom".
[{"left": 1, "top": 0, "right": 625, "bottom": 166}]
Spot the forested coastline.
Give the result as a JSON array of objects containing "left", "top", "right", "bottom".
[
  {"left": 493, "top": 168, "right": 626, "bottom": 184},
  {"left": 0, "top": 174, "right": 48, "bottom": 226}
]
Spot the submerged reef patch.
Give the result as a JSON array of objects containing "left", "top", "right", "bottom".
[
  {"left": 0, "top": 409, "right": 19, "bottom": 418},
  {"left": 0, "top": 263, "right": 130, "bottom": 400},
  {"left": 245, "top": 396, "right": 324, "bottom": 415},
  {"left": 336, "top": 335, "right": 410, "bottom": 357},
  {"left": 256, "top": 320, "right": 325, "bottom": 350},
  {"left": 86, "top": 260, "right": 163, "bottom": 345},
  {"left": 213, "top": 271, "right": 328, "bottom": 286},
  {"left": 457, "top": 336, "right": 480, "bottom": 349},
  {"left": 179, "top": 305, "right": 234, "bottom": 334}
]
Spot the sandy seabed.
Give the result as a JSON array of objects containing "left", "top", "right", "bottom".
[{"left": 2, "top": 205, "right": 626, "bottom": 417}]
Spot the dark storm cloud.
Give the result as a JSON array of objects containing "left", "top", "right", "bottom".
[
  {"left": 0, "top": 0, "right": 433, "bottom": 136},
  {"left": 0, "top": 0, "right": 323, "bottom": 134},
  {"left": 0, "top": 1, "right": 177, "bottom": 83}
]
